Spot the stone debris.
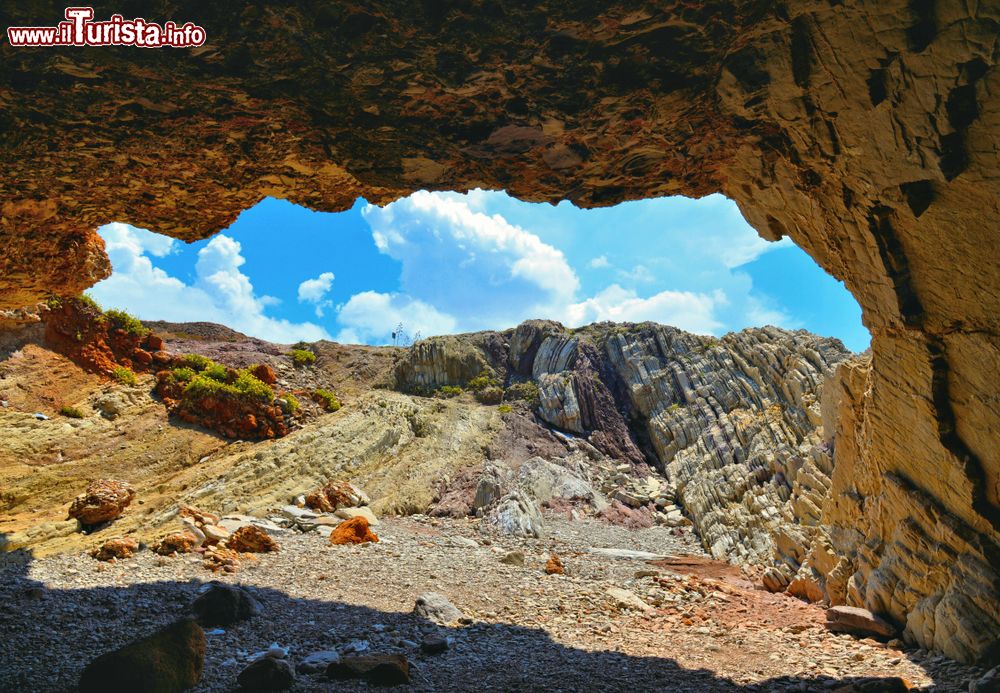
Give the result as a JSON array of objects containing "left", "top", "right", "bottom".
[
  {"left": 305, "top": 480, "right": 370, "bottom": 513},
  {"left": 153, "top": 530, "right": 200, "bottom": 556},
  {"left": 298, "top": 651, "right": 340, "bottom": 674},
  {"left": 68, "top": 479, "right": 135, "bottom": 526}
]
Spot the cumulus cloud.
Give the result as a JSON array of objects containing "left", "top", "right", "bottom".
[
  {"left": 562, "top": 284, "right": 724, "bottom": 335},
  {"left": 88, "top": 223, "right": 330, "bottom": 343},
  {"left": 617, "top": 264, "right": 655, "bottom": 284},
  {"left": 334, "top": 291, "right": 457, "bottom": 345},
  {"left": 587, "top": 255, "right": 610, "bottom": 269},
  {"left": 297, "top": 271, "right": 335, "bottom": 316},
  {"left": 361, "top": 191, "right": 579, "bottom": 332}
]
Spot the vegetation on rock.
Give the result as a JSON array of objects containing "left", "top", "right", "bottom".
[
  {"left": 111, "top": 366, "right": 137, "bottom": 385},
  {"left": 290, "top": 348, "right": 316, "bottom": 366},
  {"left": 59, "top": 405, "right": 84, "bottom": 418}
]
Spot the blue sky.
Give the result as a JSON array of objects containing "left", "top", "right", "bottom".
[{"left": 87, "top": 191, "right": 869, "bottom": 352}]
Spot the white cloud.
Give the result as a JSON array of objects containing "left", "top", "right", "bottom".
[
  {"left": 588, "top": 255, "right": 610, "bottom": 269},
  {"left": 361, "top": 191, "right": 579, "bottom": 331},
  {"left": 617, "top": 264, "right": 655, "bottom": 284},
  {"left": 334, "top": 291, "right": 457, "bottom": 345},
  {"left": 297, "top": 271, "right": 335, "bottom": 316},
  {"left": 562, "top": 284, "right": 723, "bottom": 335},
  {"left": 89, "top": 223, "right": 330, "bottom": 343}
]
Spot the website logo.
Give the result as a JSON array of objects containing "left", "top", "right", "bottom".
[{"left": 7, "top": 7, "right": 206, "bottom": 48}]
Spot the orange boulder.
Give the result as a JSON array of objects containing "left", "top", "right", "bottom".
[
  {"left": 329, "top": 516, "right": 379, "bottom": 545},
  {"left": 227, "top": 525, "right": 279, "bottom": 553}
]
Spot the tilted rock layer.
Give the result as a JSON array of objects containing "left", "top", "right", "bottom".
[{"left": 0, "top": 0, "right": 997, "bottom": 663}]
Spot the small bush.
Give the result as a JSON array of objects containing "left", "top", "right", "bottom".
[
  {"left": 313, "top": 389, "right": 341, "bottom": 412},
  {"left": 474, "top": 386, "right": 503, "bottom": 405},
  {"left": 171, "top": 366, "right": 196, "bottom": 383},
  {"left": 184, "top": 369, "right": 273, "bottom": 402},
  {"left": 280, "top": 393, "right": 301, "bottom": 414},
  {"left": 505, "top": 381, "right": 540, "bottom": 404},
  {"left": 59, "top": 405, "right": 84, "bottom": 418},
  {"left": 435, "top": 385, "right": 463, "bottom": 399},
  {"left": 202, "top": 363, "right": 229, "bottom": 383},
  {"left": 76, "top": 294, "right": 103, "bottom": 313},
  {"left": 178, "top": 353, "right": 213, "bottom": 372},
  {"left": 105, "top": 309, "right": 149, "bottom": 337},
  {"left": 498, "top": 404, "right": 513, "bottom": 414},
  {"left": 668, "top": 402, "right": 681, "bottom": 413},
  {"left": 466, "top": 373, "right": 500, "bottom": 392},
  {"left": 290, "top": 348, "right": 316, "bottom": 367},
  {"left": 112, "top": 366, "right": 137, "bottom": 385}
]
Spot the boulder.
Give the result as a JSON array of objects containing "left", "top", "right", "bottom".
[
  {"left": 761, "top": 567, "right": 789, "bottom": 593},
  {"left": 413, "top": 592, "right": 463, "bottom": 625},
  {"left": 326, "top": 654, "right": 410, "bottom": 686},
  {"left": 544, "top": 554, "right": 565, "bottom": 575},
  {"left": 333, "top": 506, "right": 380, "bottom": 526},
  {"left": 191, "top": 582, "right": 262, "bottom": 626},
  {"left": 328, "top": 516, "right": 379, "bottom": 545},
  {"left": 68, "top": 479, "right": 135, "bottom": 526},
  {"left": 420, "top": 635, "right": 449, "bottom": 655},
  {"left": 970, "top": 666, "right": 1000, "bottom": 693},
  {"left": 90, "top": 537, "right": 140, "bottom": 561},
  {"left": 78, "top": 619, "right": 205, "bottom": 693},
  {"left": 485, "top": 490, "right": 544, "bottom": 538},
  {"left": 227, "top": 525, "right": 279, "bottom": 553},
  {"left": 305, "top": 480, "right": 369, "bottom": 513},
  {"left": 825, "top": 605, "right": 897, "bottom": 638},
  {"left": 237, "top": 656, "right": 295, "bottom": 691},
  {"left": 153, "top": 531, "right": 200, "bottom": 556},
  {"left": 299, "top": 651, "right": 340, "bottom": 674},
  {"left": 499, "top": 550, "right": 525, "bottom": 566},
  {"left": 472, "top": 463, "right": 512, "bottom": 512},
  {"left": 606, "top": 587, "right": 654, "bottom": 613},
  {"left": 250, "top": 363, "right": 277, "bottom": 385}
]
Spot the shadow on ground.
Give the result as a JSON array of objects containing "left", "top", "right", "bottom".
[{"left": 0, "top": 545, "right": 941, "bottom": 693}]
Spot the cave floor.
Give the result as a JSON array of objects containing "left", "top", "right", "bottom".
[{"left": 1, "top": 516, "right": 985, "bottom": 691}]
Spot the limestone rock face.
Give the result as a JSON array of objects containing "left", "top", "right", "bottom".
[
  {"left": 2, "top": 0, "right": 998, "bottom": 665},
  {"left": 394, "top": 334, "right": 503, "bottom": 392}
]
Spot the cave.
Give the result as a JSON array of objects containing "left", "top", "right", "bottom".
[{"left": 1, "top": 0, "right": 997, "bottom": 673}]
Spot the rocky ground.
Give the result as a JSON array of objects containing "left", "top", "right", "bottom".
[{"left": 0, "top": 516, "right": 986, "bottom": 692}]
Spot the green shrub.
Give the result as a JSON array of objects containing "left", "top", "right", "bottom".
[
  {"left": 290, "top": 348, "right": 316, "bottom": 367},
  {"left": 171, "top": 366, "right": 196, "bottom": 383},
  {"left": 435, "top": 385, "right": 462, "bottom": 399},
  {"left": 178, "top": 353, "right": 213, "bottom": 372},
  {"left": 111, "top": 366, "right": 137, "bottom": 385},
  {"left": 76, "top": 294, "right": 103, "bottom": 313},
  {"left": 184, "top": 369, "right": 273, "bottom": 402},
  {"left": 498, "top": 404, "right": 513, "bottom": 414},
  {"left": 668, "top": 402, "right": 681, "bottom": 413},
  {"left": 313, "top": 389, "right": 341, "bottom": 412},
  {"left": 59, "top": 405, "right": 84, "bottom": 418},
  {"left": 466, "top": 373, "right": 500, "bottom": 392},
  {"left": 505, "top": 381, "right": 540, "bottom": 404},
  {"left": 202, "top": 362, "right": 229, "bottom": 383},
  {"left": 280, "top": 393, "right": 301, "bottom": 414},
  {"left": 105, "top": 309, "right": 149, "bottom": 337},
  {"left": 474, "top": 386, "right": 503, "bottom": 405}
]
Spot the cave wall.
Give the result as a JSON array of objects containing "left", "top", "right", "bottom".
[{"left": 0, "top": 0, "right": 996, "bottom": 662}]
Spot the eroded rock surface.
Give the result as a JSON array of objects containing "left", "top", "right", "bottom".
[{"left": 1, "top": 1, "right": 998, "bottom": 663}]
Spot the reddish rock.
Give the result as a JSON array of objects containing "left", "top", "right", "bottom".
[
  {"left": 90, "top": 537, "right": 140, "bottom": 561},
  {"left": 227, "top": 525, "right": 279, "bottom": 553},
  {"left": 250, "top": 363, "right": 277, "bottom": 385},
  {"left": 329, "top": 516, "right": 379, "bottom": 545},
  {"left": 79, "top": 619, "right": 205, "bottom": 693},
  {"left": 154, "top": 531, "right": 200, "bottom": 556},
  {"left": 145, "top": 334, "right": 165, "bottom": 351},
  {"left": 132, "top": 348, "right": 152, "bottom": 365},
  {"left": 305, "top": 480, "right": 369, "bottom": 513},
  {"left": 826, "top": 605, "right": 897, "bottom": 638},
  {"left": 152, "top": 350, "right": 172, "bottom": 365},
  {"left": 203, "top": 545, "right": 244, "bottom": 573},
  {"left": 545, "top": 554, "right": 565, "bottom": 575},
  {"left": 326, "top": 654, "right": 409, "bottom": 686},
  {"left": 68, "top": 479, "right": 135, "bottom": 526}
]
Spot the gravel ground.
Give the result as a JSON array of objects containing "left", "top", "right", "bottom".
[{"left": 0, "top": 516, "right": 986, "bottom": 692}]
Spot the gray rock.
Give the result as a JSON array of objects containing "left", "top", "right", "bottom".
[
  {"left": 825, "top": 605, "right": 897, "bottom": 638},
  {"left": 413, "top": 592, "right": 463, "bottom": 625},
  {"left": 485, "top": 490, "right": 544, "bottom": 538},
  {"left": 970, "top": 666, "right": 1000, "bottom": 693},
  {"left": 587, "top": 548, "right": 667, "bottom": 561},
  {"left": 191, "top": 582, "right": 262, "bottom": 627},
  {"left": 237, "top": 656, "right": 294, "bottom": 691},
  {"left": 499, "top": 550, "right": 525, "bottom": 566},
  {"left": 299, "top": 651, "right": 340, "bottom": 674},
  {"left": 473, "top": 463, "right": 512, "bottom": 513}
]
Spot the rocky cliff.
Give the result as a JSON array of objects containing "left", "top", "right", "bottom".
[
  {"left": 395, "top": 323, "right": 850, "bottom": 575},
  {"left": 1, "top": 0, "right": 997, "bottom": 664}
]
